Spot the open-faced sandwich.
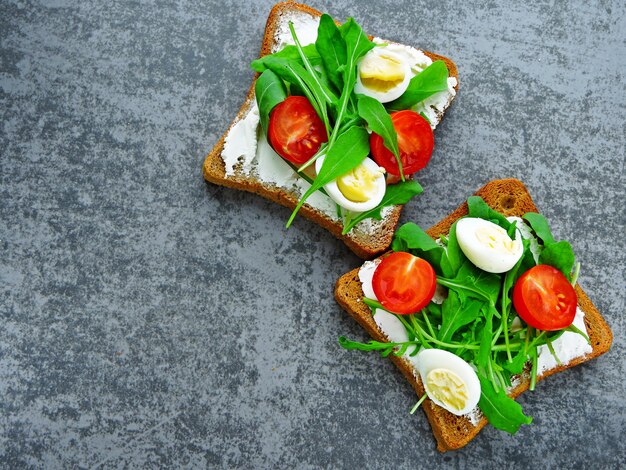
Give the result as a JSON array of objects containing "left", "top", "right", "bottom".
[
  {"left": 334, "top": 179, "right": 612, "bottom": 451},
  {"left": 203, "top": 2, "right": 458, "bottom": 258}
]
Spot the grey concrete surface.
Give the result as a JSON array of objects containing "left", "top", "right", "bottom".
[{"left": 1, "top": 0, "right": 625, "bottom": 468}]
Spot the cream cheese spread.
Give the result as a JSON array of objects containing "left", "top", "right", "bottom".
[
  {"left": 537, "top": 307, "right": 592, "bottom": 374},
  {"left": 222, "top": 102, "right": 260, "bottom": 177},
  {"left": 273, "top": 13, "right": 320, "bottom": 51}
]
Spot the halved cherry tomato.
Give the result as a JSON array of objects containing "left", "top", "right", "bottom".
[
  {"left": 370, "top": 110, "right": 434, "bottom": 176},
  {"left": 268, "top": 96, "right": 328, "bottom": 165},
  {"left": 512, "top": 265, "right": 577, "bottom": 331},
  {"left": 372, "top": 252, "right": 437, "bottom": 315}
]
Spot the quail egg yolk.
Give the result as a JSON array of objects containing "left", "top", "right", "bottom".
[
  {"left": 359, "top": 53, "right": 406, "bottom": 92},
  {"left": 475, "top": 226, "right": 517, "bottom": 254},
  {"left": 426, "top": 368, "right": 469, "bottom": 413},
  {"left": 336, "top": 164, "right": 383, "bottom": 203}
]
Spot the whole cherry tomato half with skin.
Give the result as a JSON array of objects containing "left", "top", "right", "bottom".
[
  {"left": 268, "top": 96, "right": 328, "bottom": 165},
  {"left": 372, "top": 251, "right": 437, "bottom": 315},
  {"left": 370, "top": 110, "right": 434, "bottom": 177},
  {"left": 513, "top": 264, "right": 577, "bottom": 331}
]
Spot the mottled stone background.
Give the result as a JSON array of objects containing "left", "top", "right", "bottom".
[{"left": 1, "top": 0, "right": 624, "bottom": 468}]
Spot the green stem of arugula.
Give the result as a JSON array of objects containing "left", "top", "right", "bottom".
[
  {"left": 435, "top": 277, "right": 491, "bottom": 304},
  {"left": 284, "top": 158, "right": 343, "bottom": 216},
  {"left": 529, "top": 347, "right": 538, "bottom": 391},
  {"left": 421, "top": 309, "right": 437, "bottom": 338},
  {"left": 297, "top": 144, "right": 327, "bottom": 173},
  {"left": 362, "top": 297, "right": 528, "bottom": 352},
  {"left": 487, "top": 356, "right": 498, "bottom": 392},
  {"left": 283, "top": 159, "right": 330, "bottom": 199},
  {"left": 413, "top": 316, "right": 433, "bottom": 348},
  {"left": 501, "top": 302, "right": 513, "bottom": 363},
  {"left": 524, "top": 326, "right": 532, "bottom": 356},
  {"left": 495, "top": 368, "right": 508, "bottom": 391},
  {"left": 343, "top": 209, "right": 353, "bottom": 228},
  {"left": 403, "top": 315, "right": 431, "bottom": 349},
  {"left": 326, "top": 54, "right": 357, "bottom": 151},
  {"left": 491, "top": 321, "right": 504, "bottom": 348},
  {"left": 336, "top": 203, "right": 343, "bottom": 220},
  {"left": 337, "top": 115, "right": 363, "bottom": 135},
  {"left": 546, "top": 337, "right": 562, "bottom": 366},
  {"left": 288, "top": 22, "right": 331, "bottom": 139},
  {"left": 410, "top": 393, "right": 428, "bottom": 414},
  {"left": 344, "top": 337, "right": 526, "bottom": 353},
  {"left": 566, "top": 323, "right": 590, "bottom": 345}
]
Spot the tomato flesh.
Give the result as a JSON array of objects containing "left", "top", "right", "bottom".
[
  {"left": 512, "top": 265, "right": 577, "bottom": 331},
  {"left": 370, "top": 110, "right": 434, "bottom": 176},
  {"left": 372, "top": 252, "right": 437, "bottom": 315},
  {"left": 268, "top": 96, "right": 328, "bottom": 165}
]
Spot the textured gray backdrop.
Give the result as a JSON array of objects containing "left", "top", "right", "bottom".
[{"left": 1, "top": 0, "right": 625, "bottom": 468}]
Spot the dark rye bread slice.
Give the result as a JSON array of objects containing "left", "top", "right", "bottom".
[
  {"left": 334, "top": 178, "right": 613, "bottom": 451},
  {"left": 203, "top": 1, "right": 459, "bottom": 259}
]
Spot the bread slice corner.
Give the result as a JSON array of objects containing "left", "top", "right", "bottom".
[
  {"left": 334, "top": 178, "right": 613, "bottom": 451},
  {"left": 202, "top": 1, "right": 458, "bottom": 259}
]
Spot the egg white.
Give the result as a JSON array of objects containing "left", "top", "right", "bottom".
[
  {"left": 456, "top": 218, "right": 524, "bottom": 274},
  {"left": 354, "top": 47, "right": 412, "bottom": 104},
  {"left": 416, "top": 348, "right": 481, "bottom": 416},
  {"left": 315, "top": 156, "right": 386, "bottom": 213}
]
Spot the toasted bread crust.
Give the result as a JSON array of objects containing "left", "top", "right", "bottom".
[
  {"left": 334, "top": 178, "right": 613, "bottom": 451},
  {"left": 203, "top": 1, "right": 458, "bottom": 259}
]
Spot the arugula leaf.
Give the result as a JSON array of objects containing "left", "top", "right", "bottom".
[
  {"left": 500, "top": 252, "right": 527, "bottom": 362},
  {"left": 255, "top": 70, "right": 287, "bottom": 133},
  {"left": 467, "top": 196, "right": 511, "bottom": 230},
  {"left": 452, "top": 261, "right": 501, "bottom": 305},
  {"left": 540, "top": 240, "right": 576, "bottom": 279},
  {"left": 442, "top": 221, "right": 465, "bottom": 277},
  {"left": 341, "top": 180, "right": 423, "bottom": 235},
  {"left": 338, "top": 336, "right": 419, "bottom": 358},
  {"left": 261, "top": 57, "right": 323, "bottom": 117},
  {"left": 288, "top": 21, "right": 336, "bottom": 136},
  {"left": 439, "top": 291, "right": 482, "bottom": 343},
  {"left": 502, "top": 349, "right": 529, "bottom": 374},
  {"left": 315, "top": 14, "right": 347, "bottom": 91},
  {"left": 262, "top": 57, "right": 336, "bottom": 123},
  {"left": 478, "top": 374, "right": 533, "bottom": 434},
  {"left": 251, "top": 44, "right": 321, "bottom": 72},
  {"left": 356, "top": 94, "right": 404, "bottom": 180},
  {"left": 286, "top": 126, "right": 370, "bottom": 227},
  {"left": 476, "top": 306, "right": 494, "bottom": 376},
  {"left": 326, "top": 17, "right": 374, "bottom": 149},
  {"left": 522, "top": 212, "right": 555, "bottom": 245},
  {"left": 502, "top": 254, "right": 525, "bottom": 316},
  {"left": 522, "top": 212, "right": 575, "bottom": 278},
  {"left": 426, "top": 302, "right": 443, "bottom": 323},
  {"left": 507, "top": 219, "right": 518, "bottom": 239},
  {"left": 386, "top": 60, "right": 449, "bottom": 111},
  {"left": 340, "top": 17, "right": 374, "bottom": 59}
]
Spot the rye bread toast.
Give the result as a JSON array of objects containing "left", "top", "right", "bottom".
[
  {"left": 334, "top": 178, "right": 613, "bottom": 451},
  {"left": 203, "top": 1, "right": 459, "bottom": 259}
]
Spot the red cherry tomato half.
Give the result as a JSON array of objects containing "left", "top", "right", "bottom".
[
  {"left": 268, "top": 96, "right": 328, "bottom": 165},
  {"left": 372, "top": 252, "right": 437, "bottom": 315},
  {"left": 512, "top": 265, "right": 577, "bottom": 331},
  {"left": 370, "top": 110, "right": 434, "bottom": 176}
]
